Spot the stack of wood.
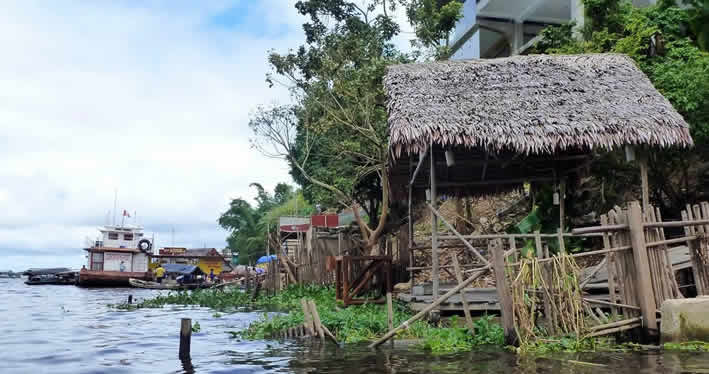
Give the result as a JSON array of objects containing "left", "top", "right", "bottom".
[{"left": 271, "top": 298, "right": 338, "bottom": 344}]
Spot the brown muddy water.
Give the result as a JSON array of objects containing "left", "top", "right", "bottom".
[{"left": 2, "top": 277, "right": 709, "bottom": 373}]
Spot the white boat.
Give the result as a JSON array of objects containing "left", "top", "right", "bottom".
[{"left": 79, "top": 224, "right": 153, "bottom": 287}]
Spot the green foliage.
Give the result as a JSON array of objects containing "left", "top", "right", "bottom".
[
  {"left": 532, "top": 0, "right": 709, "bottom": 212},
  {"left": 518, "top": 335, "right": 615, "bottom": 354},
  {"left": 191, "top": 321, "right": 201, "bottom": 333},
  {"left": 406, "top": 0, "right": 464, "bottom": 59},
  {"left": 254, "top": 0, "right": 411, "bottom": 224},
  {"left": 685, "top": 0, "right": 709, "bottom": 51},
  {"left": 218, "top": 183, "right": 305, "bottom": 265},
  {"left": 663, "top": 341, "right": 709, "bottom": 351}
]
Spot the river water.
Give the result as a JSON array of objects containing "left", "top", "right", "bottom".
[{"left": 2, "top": 277, "right": 709, "bottom": 373}]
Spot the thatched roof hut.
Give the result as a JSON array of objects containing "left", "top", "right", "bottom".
[{"left": 385, "top": 54, "right": 692, "bottom": 198}]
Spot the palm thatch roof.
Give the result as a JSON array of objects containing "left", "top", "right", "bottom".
[{"left": 385, "top": 54, "right": 692, "bottom": 159}]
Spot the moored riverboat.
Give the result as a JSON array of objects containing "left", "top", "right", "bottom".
[
  {"left": 0, "top": 270, "right": 21, "bottom": 278},
  {"left": 79, "top": 223, "right": 153, "bottom": 287},
  {"left": 25, "top": 270, "right": 78, "bottom": 285}
]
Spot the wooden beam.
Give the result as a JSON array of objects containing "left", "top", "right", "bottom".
[
  {"left": 451, "top": 254, "right": 475, "bottom": 332},
  {"left": 409, "top": 146, "right": 429, "bottom": 186},
  {"left": 572, "top": 224, "right": 629, "bottom": 235},
  {"left": 368, "top": 266, "right": 491, "bottom": 348},
  {"left": 430, "top": 144, "right": 439, "bottom": 303},
  {"left": 491, "top": 239, "right": 517, "bottom": 346},
  {"left": 628, "top": 201, "right": 658, "bottom": 333},
  {"left": 583, "top": 298, "right": 641, "bottom": 311},
  {"left": 559, "top": 179, "right": 566, "bottom": 234},
  {"left": 640, "top": 157, "right": 649, "bottom": 212},
  {"left": 427, "top": 203, "right": 490, "bottom": 266}
]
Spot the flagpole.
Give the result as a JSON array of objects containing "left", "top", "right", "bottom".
[{"left": 113, "top": 189, "right": 118, "bottom": 226}]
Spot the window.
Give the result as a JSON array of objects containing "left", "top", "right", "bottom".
[
  {"left": 91, "top": 252, "right": 104, "bottom": 271},
  {"left": 124, "top": 233, "right": 134, "bottom": 241},
  {"left": 137, "top": 233, "right": 143, "bottom": 237},
  {"left": 108, "top": 232, "right": 119, "bottom": 240}
]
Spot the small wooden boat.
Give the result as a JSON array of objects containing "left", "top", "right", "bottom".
[{"left": 128, "top": 278, "right": 207, "bottom": 290}]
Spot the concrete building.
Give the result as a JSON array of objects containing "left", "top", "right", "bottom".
[{"left": 449, "top": 0, "right": 657, "bottom": 59}]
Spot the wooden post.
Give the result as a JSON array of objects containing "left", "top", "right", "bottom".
[
  {"left": 628, "top": 201, "right": 658, "bottom": 333},
  {"left": 451, "top": 254, "right": 474, "bottom": 332},
  {"left": 301, "top": 298, "right": 315, "bottom": 336},
  {"left": 386, "top": 292, "right": 394, "bottom": 332},
  {"left": 491, "top": 239, "right": 517, "bottom": 346},
  {"left": 559, "top": 179, "right": 566, "bottom": 234},
  {"left": 308, "top": 300, "right": 325, "bottom": 340},
  {"left": 179, "top": 318, "right": 191, "bottom": 360},
  {"left": 430, "top": 145, "right": 439, "bottom": 304},
  {"left": 601, "top": 215, "right": 618, "bottom": 319},
  {"left": 639, "top": 157, "right": 649, "bottom": 212},
  {"left": 557, "top": 228, "right": 566, "bottom": 254}
]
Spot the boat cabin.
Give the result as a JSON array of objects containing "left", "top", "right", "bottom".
[{"left": 80, "top": 225, "right": 152, "bottom": 286}]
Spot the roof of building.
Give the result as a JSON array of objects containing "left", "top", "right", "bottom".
[
  {"left": 385, "top": 54, "right": 692, "bottom": 158},
  {"left": 83, "top": 247, "right": 141, "bottom": 253}
]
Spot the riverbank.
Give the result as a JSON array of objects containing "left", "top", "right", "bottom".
[
  {"left": 110, "top": 284, "right": 709, "bottom": 355},
  {"left": 115, "top": 284, "right": 504, "bottom": 352}
]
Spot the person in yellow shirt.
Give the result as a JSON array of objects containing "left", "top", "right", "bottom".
[{"left": 155, "top": 264, "right": 166, "bottom": 284}]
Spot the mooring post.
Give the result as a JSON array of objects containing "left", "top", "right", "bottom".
[
  {"left": 128, "top": 295, "right": 133, "bottom": 304},
  {"left": 491, "top": 239, "right": 517, "bottom": 346},
  {"left": 179, "top": 318, "right": 192, "bottom": 360},
  {"left": 627, "top": 201, "right": 658, "bottom": 335}
]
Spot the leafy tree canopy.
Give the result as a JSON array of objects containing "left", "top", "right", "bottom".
[
  {"left": 218, "top": 183, "right": 305, "bottom": 265},
  {"left": 531, "top": 0, "right": 709, "bottom": 211}
]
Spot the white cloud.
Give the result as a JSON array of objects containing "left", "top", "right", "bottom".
[{"left": 0, "top": 1, "right": 307, "bottom": 270}]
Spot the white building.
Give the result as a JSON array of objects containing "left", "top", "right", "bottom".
[{"left": 450, "top": 0, "right": 658, "bottom": 59}]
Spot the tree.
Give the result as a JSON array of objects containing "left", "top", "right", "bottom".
[
  {"left": 251, "top": 0, "right": 411, "bottom": 253},
  {"left": 685, "top": 0, "right": 709, "bottom": 51},
  {"left": 218, "top": 183, "right": 298, "bottom": 264},
  {"left": 218, "top": 198, "right": 262, "bottom": 265},
  {"left": 405, "top": 0, "right": 464, "bottom": 59},
  {"left": 532, "top": 0, "right": 709, "bottom": 213}
]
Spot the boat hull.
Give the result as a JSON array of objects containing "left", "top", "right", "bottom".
[
  {"left": 78, "top": 270, "right": 149, "bottom": 287},
  {"left": 128, "top": 278, "right": 206, "bottom": 290}
]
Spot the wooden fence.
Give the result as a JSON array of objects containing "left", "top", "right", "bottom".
[{"left": 370, "top": 200, "right": 709, "bottom": 347}]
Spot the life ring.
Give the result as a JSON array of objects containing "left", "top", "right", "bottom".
[{"left": 138, "top": 239, "right": 152, "bottom": 252}]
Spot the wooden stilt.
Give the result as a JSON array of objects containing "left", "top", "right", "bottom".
[
  {"left": 430, "top": 145, "right": 439, "bottom": 305},
  {"left": 628, "top": 201, "right": 658, "bottom": 334}
]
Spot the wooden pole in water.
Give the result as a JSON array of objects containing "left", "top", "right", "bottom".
[{"left": 179, "top": 318, "right": 191, "bottom": 360}]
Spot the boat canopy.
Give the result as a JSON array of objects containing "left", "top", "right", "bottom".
[
  {"left": 23, "top": 268, "right": 72, "bottom": 276},
  {"left": 162, "top": 264, "right": 203, "bottom": 275}
]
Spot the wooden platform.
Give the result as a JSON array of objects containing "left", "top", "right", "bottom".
[{"left": 399, "top": 245, "right": 692, "bottom": 313}]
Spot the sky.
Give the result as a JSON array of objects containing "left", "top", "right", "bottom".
[{"left": 0, "top": 1, "right": 414, "bottom": 271}]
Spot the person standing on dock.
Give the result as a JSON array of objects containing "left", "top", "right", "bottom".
[
  {"left": 155, "top": 264, "right": 165, "bottom": 284},
  {"left": 209, "top": 269, "right": 215, "bottom": 283}
]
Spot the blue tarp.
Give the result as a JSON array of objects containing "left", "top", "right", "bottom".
[
  {"left": 162, "top": 264, "right": 202, "bottom": 275},
  {"left": 255, "top": 255, "right": 278, "bottom": 264}
]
